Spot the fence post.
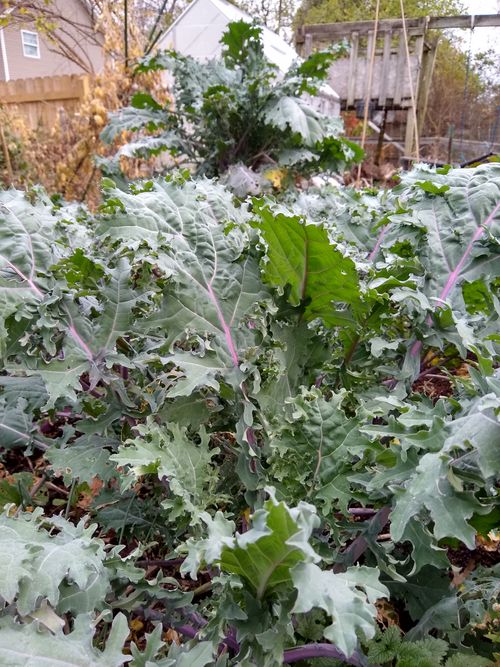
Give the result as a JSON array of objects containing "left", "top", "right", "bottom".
[{"left": 0, "top": 125, "right": 14, "bottom": 185}]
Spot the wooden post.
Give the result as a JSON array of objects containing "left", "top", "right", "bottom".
[
  {"left": 447, "top": 124, "right": 455, "bottom": 163},
  {"left": 415, "top": 38, "right": 438, "bottom": 137},
  {"left": 374, "top": 107, "right": 388, "bottom": 165},
  {"left": 346, "top": 31, "right": 359, "bottom": 107},
  {"left": 304, "top": 33, "right": 313, "bottom": 57},
  {"left": 0, "top": 125, "right": 14, "bottom": 185},
  {"left": 404, "top": 108, "right": 415, "bottom": 157},
  {"left": 378, "top": 30, "right": 392, "bottom": 107}
]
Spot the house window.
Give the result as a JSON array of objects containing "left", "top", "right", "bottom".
[{"left": 21, "top": 30, "right": 40, "bottom": 58}]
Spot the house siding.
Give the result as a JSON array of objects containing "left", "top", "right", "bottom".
[{"left": 0, "top": 0, "right": 103, "bottom": 81}]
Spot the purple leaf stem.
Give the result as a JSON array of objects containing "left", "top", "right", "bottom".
[
  {"left": 187, "top": 611, "right": 208, "bottom": 628},
  {"left": 206, "top": 282, "right": 239, "bottom": 367},
  {"left": 140, "top": 607, "right": 239, "bottom": 654},
  {"left": 0, "top": 423, "right": 48, "bottom": 451},
  {"left": 367, "top": 223, "right": 391, "bottom": 262},
  {"left": 176, "top": 623, "right": 240, "bottom": 653},
  {"left": 148, "top": 611, "right": 368, "bottom": 665},
  {"left": 437, "top": 201, "right": 500, "bottom": 306},
  {"left": 136, "top": 557, "right": 185, "bottom": 567},
  {"left": 283, "top": 643, "right": 368, "bottom": 666},
  {"left": 68, "top": 324, "right": 94, "bottom": 361},
  {"left": 3, "top": 257, "right": 95, "bottom": 362},
  {"left": 333, "top": 506, "right": 391, "bottom": 574},
  {"left": 3, "top": 258, "right": 44, "bottom": 299},
  {"left": 411, "top": 200, "right": 500, "bottom": 358},
  {"left": 176, "top": 624, "right": 199, "bottom": 640},
  {"left": 347, "top": 507, "right": 377, "bottom": 517}
]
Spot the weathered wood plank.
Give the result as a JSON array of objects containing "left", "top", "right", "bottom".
[
  {"left": 296, "top": 14, "right": 500, "bottom": 40},
  {"left": 0, "top": 74, "right": 89, "bottom": 128},
  {"left": 393, "top": 30, "right": 406, "bottom": 106},
  {"left": 379, "top": 30, "right": 392, "bottom": 106},
  {"left": 346, "top": 31, "right": 359, "bottom": 107},
  {"left": 416, "top": 40, "right": 438, "bottom": 134}
]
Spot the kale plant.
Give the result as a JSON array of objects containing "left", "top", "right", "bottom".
[
  {"left": 102, "top": 21, "right": 361, "bottom": 180},
  {"left": 0, "top": 163, "right": 498, "bottom": 664}
]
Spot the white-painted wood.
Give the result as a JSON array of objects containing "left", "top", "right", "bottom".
[{"left": 0, "top": 29, "right": 10, "bottom": 81}]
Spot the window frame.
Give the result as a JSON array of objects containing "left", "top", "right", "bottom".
[{"left": 21, "top": 30, "right": 40, "bottom": 59}]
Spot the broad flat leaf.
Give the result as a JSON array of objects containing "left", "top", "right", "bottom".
[
  {"left": 407, "top": 165, "right": 500, "bottom": 307},
  {"left": 445, "top": 656, "right": 492, "bottom": 667},
  {"left": 399, "top": 519, "right": 449, "bottom": 575},
  {"left": 0, "top": 190, "right": 92, "bottom": 362},
  {"left": 0, "top": 396, "right": 48, "bottom": 450},
  {"left": 90, "top": 258, "right": 139, "bottom": 359},
  {"left": 0, "top": 613, "right": 130, "bottom": 666},
  {"left": 181, "top": 490, "right": 320, "bottom": 595},
  {"left": 24, "top": 353, "right": 90, "bottom": 409},
  {"left": 378, "top": 165, "right": 500, "bottom": 308},
  {"left": 0, "top": 190, "right": 58, "bottom": 292},
  {"left": 99, "top": 179, "right": 269, "bottom": 392},
  {"left": 372, "top": 164, "right": 500, "bottom": 359},
  {"left": 0, "top": 375, "right": 48, "bottom": 408},
  {"left": 163, "top": 349, "right": 232, "bottom": 398},
  {"left": 45, "top": 259, "right": 139, "bottom": 363},
  {"left": 101, "top": 106, "right": 167, "bottom": 142},
  {"left": 48, "top": 435, "right": 119, "bottom": 485},
  {"left": 263, "top": 97, "right": 327, "bottom": 145},
  {"left": 218, "top": 497, "right": 320, "bottom": 600},
  {"left": 163, "top": 641, "right": 215, "bottom": 667},
  {"left": 405, "top": 595, "right": 460, "bottom": 641},
  {"left": 444, "top": 387, "right": 500, "bottom": 479},
  {"left": 291, "top": 562, "right": 388, "bottom": 657},
  {"left": 390, "top": 452, "right": 481, "bottom": 549},
  {"left": 387, "top": 565, "right": 454, "bottom": 623},
  {"left": 268, "top": 388, "right": 369, "bottom": 514},
  {"left": 0, "top": 509, "right": 109, "bottom": 616},
  {"left": 0, "top": 530, "right": 32, "bottom": 603},
  {"left": 253, "top": 203, "right": 361, "bottom": 326},
  {"left": 6, "top": 262, "right": 139, "bottom": 408},
  {"left": 111, "top": 419, "right": 218, "bottom": 522},
  {"left": 181, "top": 511, "right": 235, "bottom": 579}
]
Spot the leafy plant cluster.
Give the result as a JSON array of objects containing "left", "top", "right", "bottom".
[
  {"left": 0, "top": 150, "right": 498, "bottom": 665},
  {"left": 102, "top": 21, "right": 361, "bottom": 181}
]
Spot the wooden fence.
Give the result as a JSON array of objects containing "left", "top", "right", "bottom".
[{"left": 0, "top": 74, "right": 90, "bottom": 129}]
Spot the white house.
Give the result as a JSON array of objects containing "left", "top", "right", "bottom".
[{"left": 156, "top": 0, "right": 340, "bottom": 116}]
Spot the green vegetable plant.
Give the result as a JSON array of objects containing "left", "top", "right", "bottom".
[
  {"left": 0, "top": 162, "right": 498, "bottom": 664},
  {"left": 102, "top": 21, "right": 361, "bottom": 181}
]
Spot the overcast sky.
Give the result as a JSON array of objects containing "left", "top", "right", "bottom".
[{"left": 459, "top": 0, "right": 499, "bottom": 55}]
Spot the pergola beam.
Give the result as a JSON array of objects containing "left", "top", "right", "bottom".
[{"left": 296, "top": 14, "right": 500, "bottom": 41}]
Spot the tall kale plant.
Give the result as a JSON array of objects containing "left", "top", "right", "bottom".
[{"left": 102, "top": 21, "right": 361, "bottom": 179}]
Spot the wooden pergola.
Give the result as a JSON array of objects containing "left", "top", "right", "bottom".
[{"left": 296, "top": 14, "right": 500, "bottom": 159}]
